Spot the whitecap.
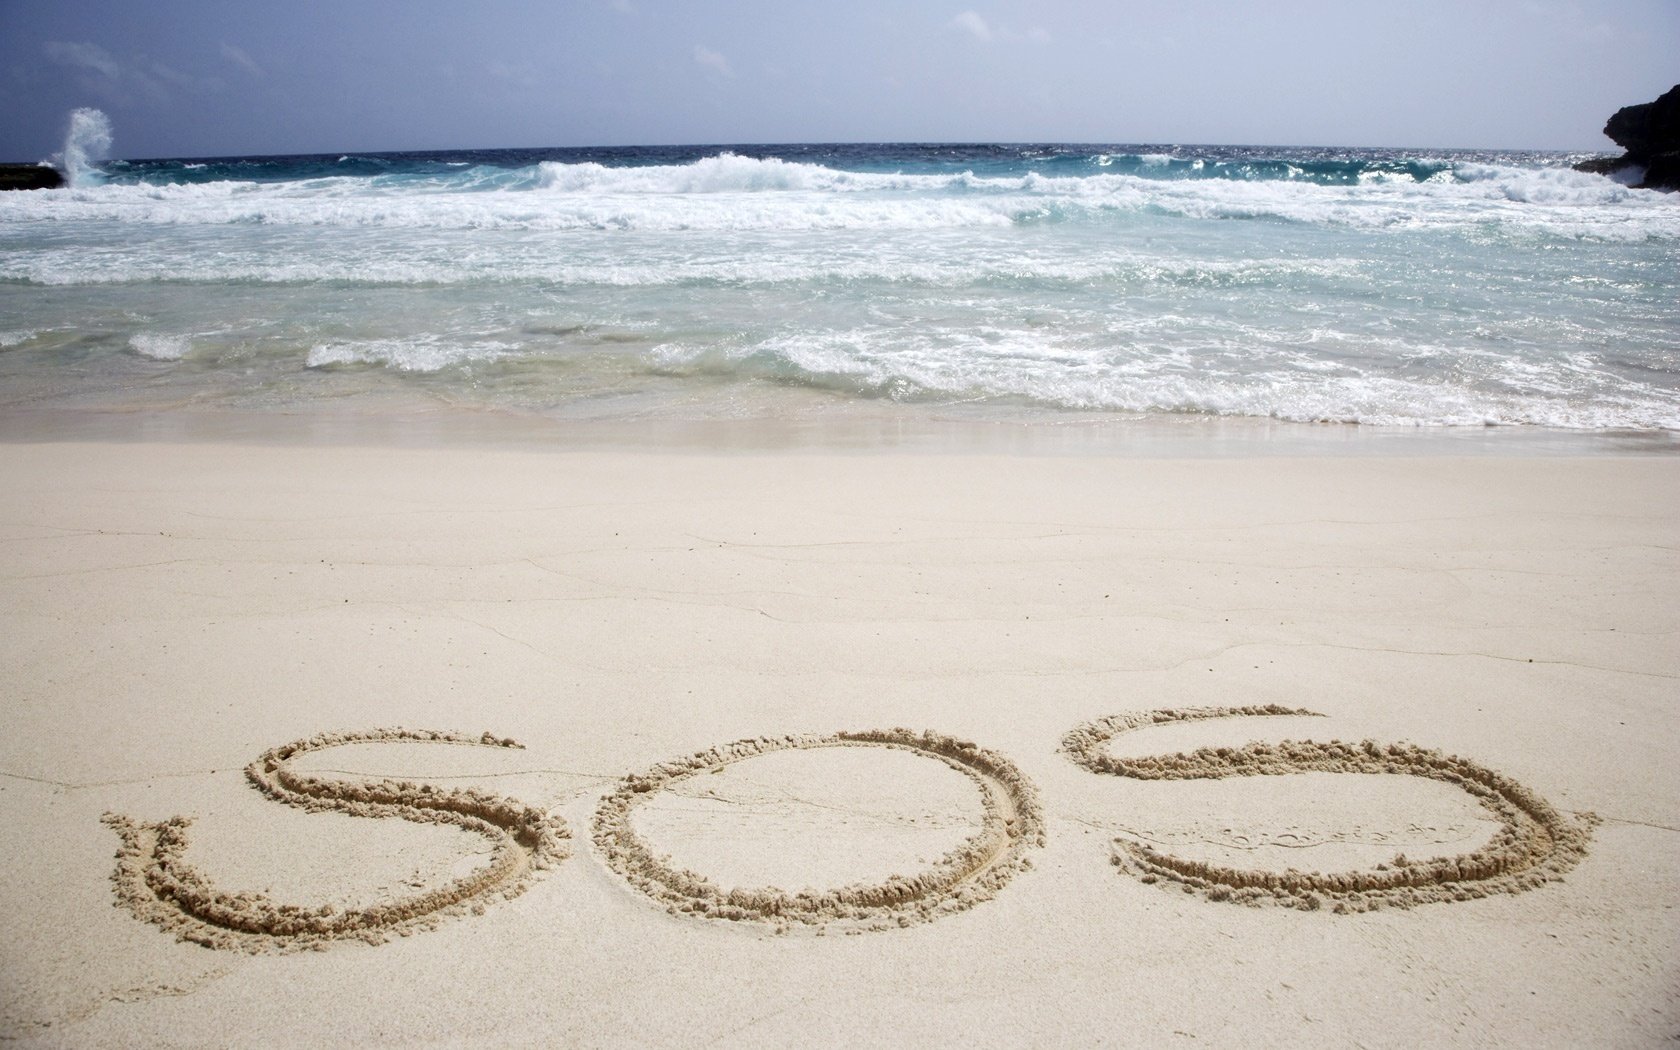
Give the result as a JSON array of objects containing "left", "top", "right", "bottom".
[
  {"left": 128, "top": 332, "right": 190, "bottom": 360},
  {"left": 304, "top": 337, "right": 515, "bottom": 372},
  {"left": 3, "top": 153, "right": 1675, "bottom": 241}
]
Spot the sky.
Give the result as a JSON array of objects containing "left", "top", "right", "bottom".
[{"left": 1, "top": 0, "right": 1676, "bottom": 160}]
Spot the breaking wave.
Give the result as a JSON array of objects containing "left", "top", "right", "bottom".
[{"left": 2, "top": 151, "right": 1674, "bottom": 240}]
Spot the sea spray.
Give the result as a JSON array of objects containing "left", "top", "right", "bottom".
[{"left": 56, "top": 108, "right": 112, "bottom": 187}]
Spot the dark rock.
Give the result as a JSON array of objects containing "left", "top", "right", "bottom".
[
  {"left": 1571, "top": 155, "right": 1627, "bottom": 176},
  {"left": 1604, "top": 85, "right": 1680, "bottom": 156},
  {"left": 0, "top": 164, "right": 65, "bottom": 191},
  {"left": 1574, "top": 84, "right": 1680, "bottom": 191},
  {"left": 1641, "top": 151, "right": 1680, "bottom": 193}
]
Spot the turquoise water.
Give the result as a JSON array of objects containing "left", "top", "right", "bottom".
[{"left": 2, "top": 142, "right": 1677, "bottom": 432}]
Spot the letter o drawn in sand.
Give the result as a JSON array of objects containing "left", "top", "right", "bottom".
[
  {"left": 102, "top": 729, "right": 571, "bottom": 953},
  {"left": 591, "top": 728, "right": 1045, "bottom": 931},
  {"left": 1062, "top": 705, "right": 1596, "bottom": 913}
]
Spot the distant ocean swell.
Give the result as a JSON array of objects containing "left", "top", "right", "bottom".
[
  {"left": 1, "top": 143, "right": 1676, "bottom": 431},
  {"left": 4, "top": 152, "right": 1675, "bottom": 238}
]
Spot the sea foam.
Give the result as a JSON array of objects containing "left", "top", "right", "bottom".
[
  {"left": 128, "top": 333, "right": 190, "bottom": 360},
  {"left": 3, "top": 153, "right": 1674, "bottom": 240},
  {"left": 305, "top": 337, "right": 516, "bottom": 372}
]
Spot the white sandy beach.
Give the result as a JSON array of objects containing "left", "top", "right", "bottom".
[{"left": 1, "top": 438, "right": 1676, "bottom": 1047}]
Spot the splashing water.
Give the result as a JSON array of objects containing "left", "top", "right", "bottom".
[{"left": 56, "top": 108, "right": 113, "bottom": 187}]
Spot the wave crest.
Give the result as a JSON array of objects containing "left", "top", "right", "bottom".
[
  {"left": 2, "top": 153, "right": 1674, "bottom": 240},
  {"left": 531, "top": 152, "right": 867, "bottom": 194}
]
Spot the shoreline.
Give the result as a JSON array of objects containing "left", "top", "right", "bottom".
[{"left": 3, "top": 403, "right": 1676, "bottom": 457}]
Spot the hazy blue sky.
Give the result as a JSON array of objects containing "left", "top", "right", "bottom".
[{"left": 2, "top": 0, "right": 1676, "bottom": 159}]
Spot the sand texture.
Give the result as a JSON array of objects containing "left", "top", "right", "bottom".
[{"left": 1, "top": 441, "right": 1676, "bottom": 1047}]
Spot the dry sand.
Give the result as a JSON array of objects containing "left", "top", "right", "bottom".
[{"left": 1, "top": 437, "right": 1676, "bottom": 1047}]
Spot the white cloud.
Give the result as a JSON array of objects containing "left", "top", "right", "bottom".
[
  {"left": 693, "top": 44, "right": 734, "bottom": 78},
  {"left": 43, "top": 40, "right": 122, "bottom": 81},
  {"left": 950, "top": 12, "right": 1049, "bottom": 45},
  {"left": 950, "top": 11, "right": 994, "bottom": 42},
  {"left": 149, "top": 61, "right": 203, "bottom": 90},
  {"left": 219, "top": 42, "right": 264, "bottom": 78},
  {"left": 609, "top": 0, "right": 635, "bottom": 12},
  {"left": 42, "top": 40, "right": 186, "bottom": 105}
]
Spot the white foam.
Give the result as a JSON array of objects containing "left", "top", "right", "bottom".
[
  {"left": 0, "top": 240, "right": 1356, "bottom": 288},
  {"left": 2, "top": 154, "right": 1673, "bottom": 241},
  {"left": 675, "top": 326, "right": 1680, "bottom": 430},
  {"left": 305, "top": 337, "right": 515, "bottom": 372},
  {"left": 128, "top": 332, "right": 190, "bottom": 360},
  {"left": 531, "top": 152, "right": 873, "bottom": 194}
]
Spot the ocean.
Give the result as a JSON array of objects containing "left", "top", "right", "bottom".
[{"left": 3, "top": 128, "right": 1678, "bottom": 442}]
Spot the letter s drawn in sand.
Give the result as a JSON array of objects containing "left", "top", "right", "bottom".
[
  {"left": 1062, "top": 705, "right": 1595, "bottom": 913},
  {"left": 103, "top": 728, "right": 570, "bottom": 953}
]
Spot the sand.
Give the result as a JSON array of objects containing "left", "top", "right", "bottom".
[{"left": 1, "top": 436, "right": 1676, "bottom": 1047}]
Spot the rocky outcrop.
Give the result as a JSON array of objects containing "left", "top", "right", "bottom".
[
  {"left": 1574, "top": 84, "right": 1680, "bottom": 191},
  {"left": 0, "top": 164, "right": 65, "bottom": 190}
]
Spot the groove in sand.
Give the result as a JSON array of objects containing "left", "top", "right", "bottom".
[
  {"left": 1062, "top": 705, "right": 1595, "bottom": 912},
  {"left": 591, "top": 728, "right": 1044, "bottom": 931},
  {"left": 103, "top": 729, "right": 571, "bottom": 952}
]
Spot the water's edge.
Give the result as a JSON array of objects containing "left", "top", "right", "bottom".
[{"left": 6, "top": 403, "right": 1674, "bottom": 457}]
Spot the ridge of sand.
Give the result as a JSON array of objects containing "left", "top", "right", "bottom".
[
  {"left": 102, "top": 729, "right": 571, "bottom": 953},
  {"left": 591, "top": 728, "right": 1044, "bottom": 931},
  {"left": 1062, "top": 705, "right": 1596, "bottom": 913}
]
